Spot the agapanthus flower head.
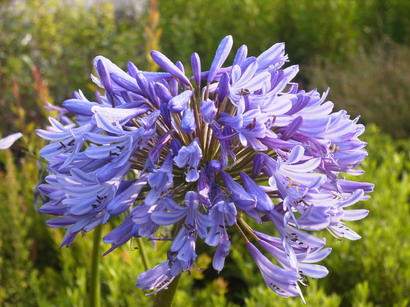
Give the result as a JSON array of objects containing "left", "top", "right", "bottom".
[{"left": 37, "top": 35, "right": 373, "bottom": 300}]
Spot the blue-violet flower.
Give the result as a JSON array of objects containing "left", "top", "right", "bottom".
[{"left": 37, "top": 35, "right": 373, "bottom": 300}]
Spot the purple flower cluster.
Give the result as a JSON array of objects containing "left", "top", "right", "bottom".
[{"left": 37, "top": 35, "right": 373, "bottom": 299}]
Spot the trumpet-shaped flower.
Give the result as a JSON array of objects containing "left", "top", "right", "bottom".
[{"left": 0, "top": 132, "right": 22, "bottom": 150}]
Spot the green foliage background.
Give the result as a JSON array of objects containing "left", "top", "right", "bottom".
[{"left": 0, "top": 0, "right": 409, "bottom": 306}]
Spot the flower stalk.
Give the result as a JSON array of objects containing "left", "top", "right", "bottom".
[
  {"left": 136, "top": 237, "right": 150, "bottom": 271},
  {"left": 153, "top": 274, "right": 181, "bottom": 307},
  {"left": 89, "top": 225, "right": 102, "bottom": 307}
]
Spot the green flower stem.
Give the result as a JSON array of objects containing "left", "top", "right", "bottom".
[
  {"left": 89, "top": 225, "right": 102, "bottom": 307},
  {"left": 136, "top": 237, "right": 150, "bottom": 271},
  {"left": 238, "top": 217, "right": 260, "bottom": 241},
  {"left": 153, "top": 274, "right": 181, "bottom": 307}
]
